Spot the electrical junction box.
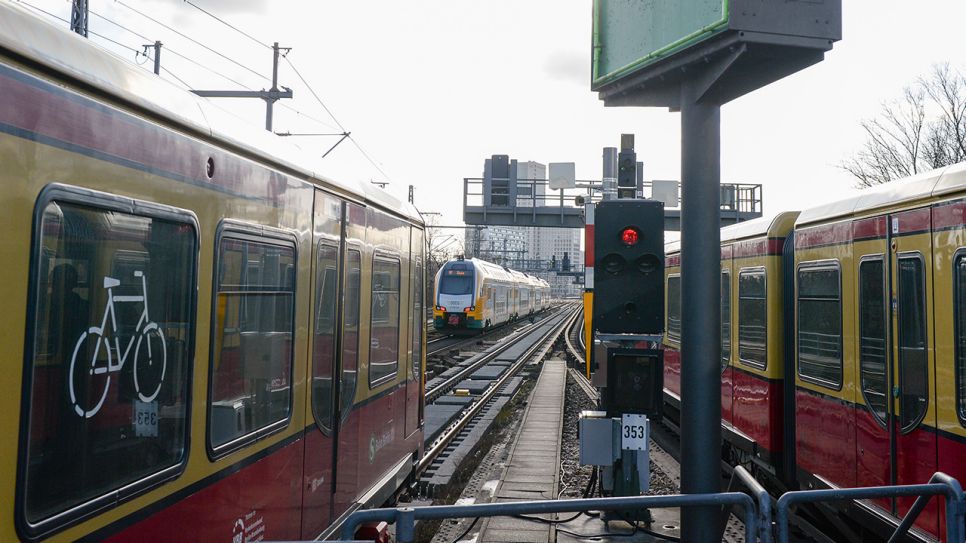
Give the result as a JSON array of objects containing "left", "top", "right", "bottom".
[{"left": 578, "top": 410, "right": 620, "bottom": 466}]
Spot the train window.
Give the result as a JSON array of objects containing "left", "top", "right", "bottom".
[
  {"left": 341, "top": 249, "right": 362, "bottom": 419},
  {"left": 955, "top": 252, "right": 966, "bottom": 426},
  {"left": 667, "top": 274, "right": 681, "bottom": 340},
  {"left": 897, "top": 254, "right": 928, "bottom": 431},
  {"left": 721, "top": 270, "right": 731, "bottom": 370},
  {"left": 23, "top": 194, "right": 196, "bottom": 528},
  {"left": 209, "top": 230, "right": 295, "bottom": 453},
  {"left": 412, "top": 261, "right": 423, "bottom": 379},
  {"left": 312, "top": 242, "right": 339, "bottom": 432},
  {"left": 738, "top": 268, "right": 767, "bottom": 369},
  {"left": 440, "top": 269, "right": 473, "bottom": 295},
  {"left": 797, "top": 262, "right": 842, "bottom": 388},
  {"left": 370, "top": 256, "right": 401, "bottom": 386},
  {"left": 859, "top": 257, "right": 888, "bottom": 425}
]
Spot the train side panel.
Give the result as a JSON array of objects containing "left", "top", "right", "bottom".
[{"left": 0, "top": 40, "right": 423, "bottom": 543}]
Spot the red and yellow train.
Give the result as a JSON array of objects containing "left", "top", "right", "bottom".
[
  {"left": 664, "top": 163, "right": 966, "bottom": 541},
  {"left": 0, "top": 3, "right": 425, "bottom": 541}
]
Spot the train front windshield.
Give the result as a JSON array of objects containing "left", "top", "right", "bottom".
[{"left": 440, "top": 269, "right": 474, "bottom": 295}]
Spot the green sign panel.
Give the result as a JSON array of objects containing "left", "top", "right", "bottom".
[{"left": 592, "top": 0, "right": 729, "bottom": 89}]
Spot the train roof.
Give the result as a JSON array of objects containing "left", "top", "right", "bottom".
[
  {"left": 797, "top": 161, "right": 966, "bottom": 226},
  {"left": 664, "top": 210, "right": 800, "bottom": 255},
  {"left": 441, "top": 258, "right": 549, "bottom": 287},
  {"left": 0, "top": 2, "right": 422, "bottom": 224}
]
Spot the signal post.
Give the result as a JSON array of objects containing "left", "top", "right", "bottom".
[
  {"left": 579, "top": 135, "right": 665, "bottom": 517},
  {"left": 590, "top": 2, "right": 840, "bottom": 541}
]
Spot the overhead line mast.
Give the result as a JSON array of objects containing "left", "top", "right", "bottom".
[{"left": 190, "top": 42, "right": 293, "bottom": 132}]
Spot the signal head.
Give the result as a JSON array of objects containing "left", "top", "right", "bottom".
[{"left": 621, "top": 227, "right": 640, "bottom": 246}]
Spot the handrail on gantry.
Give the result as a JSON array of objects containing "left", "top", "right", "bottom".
[
  {"left": 720, "top": 466, "right": 772, "bottom": 543},
  {"left": 341, "top": 492, "right": 759, "bottom": 543},
  {"left": 774, "top": 472, "right": 966, "bottom": 543}
]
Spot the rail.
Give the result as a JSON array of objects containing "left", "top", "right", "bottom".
[
  {"left": 426, "top": 314, "right": 537, "bottom": 357},
  {"left": 424, "top": 305, "right": 566, "bottom": 402},
  {"left": 341, "top": 492, "right": 759, "bottom": 543},
  {"left": 419, "top": 305, "right": 577, "bottom": 473},
  {"left": 563, "top": 307, "right": 585, "bottom": 369}
]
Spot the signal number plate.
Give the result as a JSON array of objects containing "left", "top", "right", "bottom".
[{"left": 621, "top": 413, "right": 648, "bottom": 451}]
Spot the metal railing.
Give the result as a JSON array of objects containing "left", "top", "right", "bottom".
[
  {"left": 463, "top": 177, "right": 763, "bottom": 213},
  {"left": 774, "top": 472, "right": 966, "bottom": 543},
  {"left": 721, "top": 466, "right": 773, "bottom": 543},
  {"left": 341, "top": 493, "right": 759, "bottom": 543},
  {"left": 329, "top": 471, "right": 965, "bottom": 543}
]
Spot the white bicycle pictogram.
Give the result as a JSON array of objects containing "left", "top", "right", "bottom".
[{"left": 68, "top": 270, "right": 167, "bottom": 418}]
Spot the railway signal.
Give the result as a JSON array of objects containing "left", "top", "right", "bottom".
[
  {"left": 593, "top": 199, "right": 664, "bottom": 335},
  {"left": 616, "top": 134, "right": 637, "bottom": 199}
]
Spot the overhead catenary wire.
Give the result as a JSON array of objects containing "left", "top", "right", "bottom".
[
  {"left": 113, "top": 0, "right": 270, "bottom": 84},
  {"left": 167, "top": 0, "right": 395, "bottom": 180},
  {"left": 181, "top": 0, "right": 270, "bottom": 50},
  {"left": 16, "top": 0, "right": 197, "bottom": 91},
  {"left": 283, "top": 56, "right": 347, "bottom": 133},
  {"left": 282, "top": 51, "right": 391, "bottom": 179},
  {"left": 24, "top": 0, "right": 395, "bottom": 182},
  {"left": 88, "top": 5, "right": 256, "bottom": 91},
  {"left": 35, "top": 0, "right": 343, "bottom": 133}
]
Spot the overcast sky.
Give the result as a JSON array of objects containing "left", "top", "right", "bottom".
[{"left": 20, "top": 0, "right": 966, "bottom": 230}]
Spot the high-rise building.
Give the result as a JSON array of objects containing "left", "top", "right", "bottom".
[{"left": 468, "top": 156, "right": 583, "bottom": 297}]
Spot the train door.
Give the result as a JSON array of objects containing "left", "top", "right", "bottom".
[
  {"left": 853, "top": 217, "right": 891, "bottom": 514},
  {"left": 888, "top": 209, "right": 938, "bottom": 532},
  {"left": 301, "top": 191, "right": 346, "bottom": 537},
  {"left": 405, "top": 227, "right": 423, "bottom": 438},
  {"left": 855, "top": 211, "right": 938, "bottom": 533},
  {"left": 721, "top": 246, "right": 734, "bottom": 427}
]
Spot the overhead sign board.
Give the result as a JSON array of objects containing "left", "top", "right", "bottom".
[
  {"left": 549, "top": 162, "right": 576, "bottom": 190},
  {"left": 592, "top": 0, "right": 728, "bottom": 89},
  {"left": 591, "top": 0, "right": 841, "bottom": 105}
]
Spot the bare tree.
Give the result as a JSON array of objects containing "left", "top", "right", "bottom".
[{"left": 842, "top": 64, "right": 966, "bottom": 187}]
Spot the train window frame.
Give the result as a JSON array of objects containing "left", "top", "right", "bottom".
[
  {"left": 666, "top": 273, "right": 682, "bottom": 342},
  {"left": 858, "top": 255, "right": 888, "bottom": 427},
  {"left": 368, "top": 253, "right": 402, "bottom": 389},
  {"left": 311, "top": 239, "right": 341, "bottom": 436},
  {"left": 206, "top": 220, "right": 298, "bottom": 460},
  {"left": 737, "top": 266, "right": 768, "bottom": 370},
  {"left": 953, "top": 247, "right": 966, "bottom": 428},
  {"left": 721, "top": 269, "right": 731, "bottom": 371},
  {"left": 795, "top": 259, "right": 843, "bottom": 390},
  {"left": 896, "top": 251, "right": 929, "bottom": 434},
  {"left": 340, "top": 245, "right": 363, "bottom": 425},
  {"left": 17, "top": 183, "right": 199, "bottom": 540},
  {"left": 956, "top": 249, "right": 966, "bottom": 428}
]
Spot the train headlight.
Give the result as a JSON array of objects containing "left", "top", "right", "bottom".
[
  {"left": 464, "top": 306, "right": 475, "bottom": 312},
  {"left": 436, "top": 305, "right": 446, "bottom": 312}
]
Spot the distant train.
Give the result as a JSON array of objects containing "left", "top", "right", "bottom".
[
  {"left": 433, "top": 257, "right": 551, "bottom": 332},
  {"left": 663, "top": 162, "right": 966, "bottom": 542}
]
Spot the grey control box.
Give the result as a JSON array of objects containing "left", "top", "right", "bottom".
[{"left": 578, "top": 410, "right": 619, "bottom": 466}]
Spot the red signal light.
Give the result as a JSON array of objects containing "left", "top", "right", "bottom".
[{"left": 621, "top": 227, "right": 639, "bottom": 246}]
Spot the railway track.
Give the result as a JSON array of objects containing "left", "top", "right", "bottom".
[
  {"left": 418, "top": 303, "right": 580, "bottom": 476},
  {"left": 559, "top": 311, "right": 827, "bottom": 543}
]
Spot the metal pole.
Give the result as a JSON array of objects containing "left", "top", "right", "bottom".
[
  {"left": 70, "top": 0, "right": 88, "bottom": 37},
  {"left": 152, "top": 41, "right": 162, "bottom": 75},
  {"left": 679, "top": 78, "right": 722, "bottom": 543},
  {"left": 602, "top": 147, "right": 617, "bottom": 201},
  {"left": 266, "top": 42, "right": 281, "bottom": 131}
]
